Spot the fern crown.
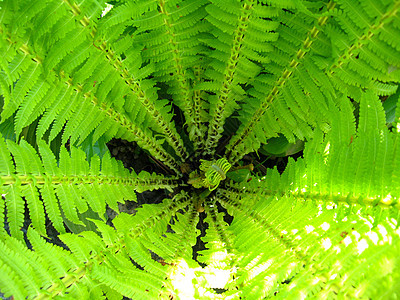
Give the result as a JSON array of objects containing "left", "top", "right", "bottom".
[{"left": 1, "top": 0, "right": 400, "bottom": 299}]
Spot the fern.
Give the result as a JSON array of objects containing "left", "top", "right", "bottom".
[{"left": 1, "top": 0, "right": 400, "bottom": 299}]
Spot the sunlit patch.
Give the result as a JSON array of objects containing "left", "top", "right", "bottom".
[
  {"left": 366, "top": 231, "right": 379, "bottom": 245},
  {"left": 354, "top": 282, "right": 369, "bottom": 298},
  {"left": 379, "top": 257, "right": 394, "bottom": 276},
  {"left": 169, "top": 258, "right": 196, "bottom": 298},
  {"left": 101, "top": 3, "right": 113, "bottom": 17},
  {"left": 342, "top": 236, "right": 352, "bottom": 246},
  {"left": 287, "top": 281, "right": 297, "bottom": 291},
  {"left": 326, "top": 203, "right": 337, "bottom": 210},
  {"left": 299, "top": 291, "right": 308, "bottom": 300},
  {"left": 329, "top": 273, "right": 338, "bottom": 280},
  {"left": 320, "top": 222, "right": 330, "bottom": 231},
  {"left": 377, "top": 225, "right": 389, "bottom": 243},
  {"left": 202, "top": 267, "right": 233, "bottom": 289},
  {"left": 211, "top": 249, "right": 229, "bottom": 261},
  {"left": 324, "top": 142, "right": 330, "bottom": 156},
  {"left": 317, "top": 204, "right": 323, "bottom": 217},
  {"left": 389, "top": 218, "right": 397, "bottom": 229},
  {"left": 305, "top": 225, "right": 314, "bottom": 233},
  {"left": 322, "top": 238, "right": 332, "bottom": 250},
  {"left": 245, "top": 255, "right": 262, "bottom": 271},
  {"left": 262, "top": 274, "right": 278, "bottom": 291},
  {"left": 352, "top": 230, "right": 361, "bottom": 240},
  {"left": 169, "top": 256, "right": 236, "bottom": 299},
  {"left": 358, "top": 214, "right": 373, "bottom": 229},
  {"left": 381, "top": 193, "right": 393, "bottom": 205},
  {"left": 248, "top": 258, "right": 274, "bottom": 280},
  {"left": 294, "top": 235, "right": 302, "bottom": 241},
  {"left": 312, "top": 277, "right": 320, "bottom": 285},
  {"left": 333, "top": 245, "right": 341, "bottom": 254},
  {"left": 291, "top": 229, "right": 298, "bottom": 235},
  {"left": 357, "top": 239, "right": 369, "bottom": 254},
  {"left": 396, "top": 227, "right": 400, "bottom": 236}
]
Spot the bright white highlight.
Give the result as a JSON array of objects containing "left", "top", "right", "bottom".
[
  {"left": 342, "top": 236, "right": 352, "bottom": 247},
  {"left": 357, "top": 239, "right": 369, "bottom": 254},
  {"left": 381, "top": 193, "right": 393, "bottom": 205},
  {"left": 322, "top": 238, "right": 332, "bottom": 250},
  {"left": 320, "top": 222, "right": 330, "bottom": 231},
  {"left": 305, "top": 225, "right": 315, "bottom": 234},
  {"left": 169, "top": 251, "right": 236, "bottom": 299},
  {"left": 101, "top": 3, "right": 113, "bottom": 17},
  {"left": 366, "top": 231, "right": 379, "bottom": 245}
]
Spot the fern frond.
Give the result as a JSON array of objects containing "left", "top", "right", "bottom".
[
  {"left": 91, "top": 264, "right": 165, "bottom": 299},
  {"left": 219, "top": 184, "right": 400, "bottom": 298},
  {"left": 3, "top": 63, "right": 41, "bottom": 121},
  {"left": 204, "top": 0, "right": 279, "bottom": 155},
  {"left": 2, "top": 184, "right": 25, "bottom": 240},
  {"left": 0, "top": 233, "right": 44, "bottom": 299},
  {"left": 226, "top": 1, "right": 337, "bottom": 163},
  {"left": 0, "top": 227, "right": 89, "bottom": 299},
  {"left": 0, "top": 192, "right": 192, "bottom": 298},
  {"left": 0, "top": 134, "right": 179, "bottom": 238},
  {"left": 190, "top": 64, "right": 210, "bottom": 153},
  {"left": 88, "top": 2, "right": 191, "bottom": 160},
  {"left": 97, "top": 0, "right": 208, "bottom": 160},
  {"left": 66, "top": 192, "right": 193, "bottom": 298},
  {"left": 210, "top": 90, "right": 400, "bottom": 298},
  {"left": 0, "top": 0, "right": 185, "bottom": 171},
  {"left": 236, "top": 92, "right": 400, "bottom": 207},
  {"left": 327, "top": 0, "right": 400, "bottom": 96}
]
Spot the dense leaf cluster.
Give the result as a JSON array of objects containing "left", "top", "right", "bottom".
[{"left": 0, "top": 0, "right": 400, "bottom": 299}]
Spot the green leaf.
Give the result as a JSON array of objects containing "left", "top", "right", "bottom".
[
  {"left": 259, "top": 135, "right": 304, "bottom": 157},
  {"left": 226, "top": 168, "right": 251, "bottom": 183}
]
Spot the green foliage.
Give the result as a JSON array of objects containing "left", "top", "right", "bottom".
[
  {"left": 0, "top": 0, "right": 400, "bottom": 299},
  {"left": 259, "top": 135, "right": 304, "bottom": 157}
]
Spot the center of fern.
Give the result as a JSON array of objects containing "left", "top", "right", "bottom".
[{"left": 187, "top": 158, "right": 232, "bottom": 191}]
